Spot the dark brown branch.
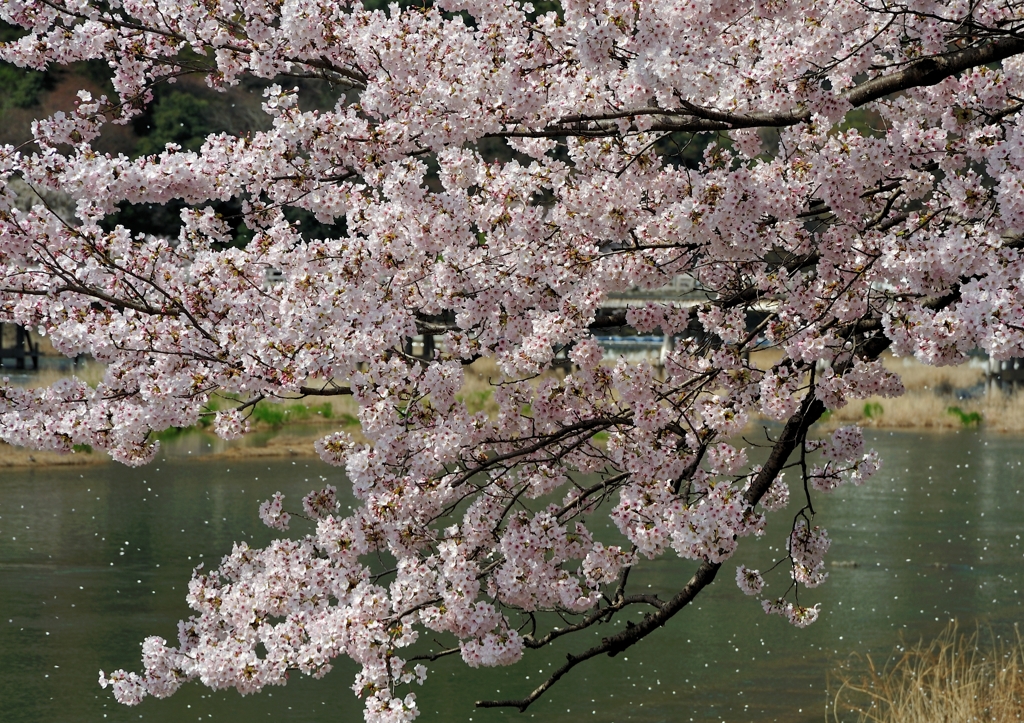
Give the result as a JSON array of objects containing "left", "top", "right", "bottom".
[
  {"left": 0, "top": 283, "right": 170, "bottom": 317},
  {"left": 408, "top": 647, "right": 460, "bottom": 663},
  {"left": 297, "top": 385, "right": 353, "bottom": 396},
  {"left": 451, "top": 416, "right": 628, "bottom": 487},
  {"left": 30, "top": 0, "right": 368, "bottom": 89},
  {"left": 476, "top": 384, "right": 833, "bottom": 712},
  {"left": 475, "top": 283, "right": 975, "bottom": 712},
  {"left": 553, "top": 472, "right": 630, "bottom": 519},
  {"left": 520, "top": 593, "right": 665, "bottom": 651},
  {"left": 476, "top": 559, "right": 722, "bottom": 712},
  {"left": 494, "top": 36, "right": 1024, "bottom": 138}
]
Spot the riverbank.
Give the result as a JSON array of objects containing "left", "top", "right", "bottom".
[
  {"left": 2, "top": 352, "right": 1022, "bottom": 468},
  {"left": 821, "top": 354, "right": 1024, "bottom": 432},
  {"left": 829, "top": 622, "right": 1024, "bottom": 723},
  {"left": 0, "top": 424, "right": 346, "bottom": 467},
  {"left": 0, "top": 445, "right": 102, "bottom": 467}
]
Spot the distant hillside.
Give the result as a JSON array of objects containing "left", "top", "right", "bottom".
[{"left": 0, "top": 1, "right": 744, "bottom": 244}]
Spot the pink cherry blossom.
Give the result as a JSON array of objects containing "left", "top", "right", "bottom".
[
  {"left": 259, "top": 492, "right": 291, "bottom": 531},
  {"left": 0, "top": 0, "right": 1022, "bottom": 717},
  {"left": 735, "top": 565, "right": 765, "bottom": 596}
]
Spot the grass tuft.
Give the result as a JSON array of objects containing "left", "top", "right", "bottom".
[
  {"left": 947, "top": 405, "right": 983, "bottom": 427},
  {"left": 863, "top": 402, "right": 884, "bottom": 419},
  {"left": 829, "top": 622, "right": 1024, "bottom": 723},
  {"left": 249, "top": 401, "right": 334, "bottom": 427}
]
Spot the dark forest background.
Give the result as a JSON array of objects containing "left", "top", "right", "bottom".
[{"left": 1, "top": 6, "right": 878, "bottom": 247}]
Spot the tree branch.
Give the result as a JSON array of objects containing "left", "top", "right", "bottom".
[
  {"left": 475, "top": 383, "right": 834, "bottom": 712},
  {"left": 493, "top": 36, "right": 1024, "bottom": 138}
]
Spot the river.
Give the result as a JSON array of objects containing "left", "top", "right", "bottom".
[{"left": 1, "top": 428, "right": 1022, "bottom": 722}]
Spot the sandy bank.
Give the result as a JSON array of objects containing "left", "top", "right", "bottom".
[
  {"left": 211, "top": 433, "right": 326, "bottom": 460},
  {"left": 0, "top": 444, "right": 107, "bottom": 468},
  {"left": 2, "top": 353, "right": 1021, "bottom": 470}
]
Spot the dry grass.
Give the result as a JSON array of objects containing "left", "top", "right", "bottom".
[
  {"left": 747, "top": 351, "right": 1024, "bottom": 433},
  {"left": 829, "top": 622, "right": 1024, "bottom": 723},
  {"left": 885, "top": 355, "right": 985, "bottom": 393},
  {"left": 2, "top": 359, "right": 107, "bottom": 388},
  {"left": 824, "top": 353, "right": 1024, "bottom": 432},
  {"left": 7, "top": 350, "right": 1024, "bottom": 468},
  {"left": 0, "top": 444, "right": 105, "bottom": 467}
]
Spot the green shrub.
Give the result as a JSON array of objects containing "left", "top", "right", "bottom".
[
  {"left": 250, "top": 403, "right": 287, "bottom": 426},
  {"left": 152, "top": 426, "right": 192, "bottom": 441},
  {"left": 457, "top": 389, "right": 493, "bottom": 414},
  {"left": 0, "top": 21, "right": 49, "bottom": 109},
  {"left": 134, "top": 91, "right": 214, "bottom": 156},
  {"left": 863, "top": 402, "right": 884, "bottom": 419},
  {"left": 0, "top": 64, "right": 47, "bottom": 109},
  {"left": 946, "top": 406, "right": 982, "bottom": 427},
  {"left": 250, "top": 401, "right": 337, "bottom": 427}
]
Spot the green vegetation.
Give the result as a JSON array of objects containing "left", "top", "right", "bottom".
[
  {"left": 0, "top": 64, "right": 47, "bottom": 110},
  {"left": 863, "top": 402, "right": 884, "bottom": 419},
  {"left": 134, "top": 91, "right": 216, "bottom": 156},
  {"left": 457, "top": 389, "right": 493, "bottom": 415},
  {"left": 946, "top": 405, "right": 983, "bottom": 427},
  {"left": 107, "top": 86, "right": 251, "bottom": 244},
  {"left": 249, "top": 400, "right": 335, "bottom": 427},
  {"left": 151, "top": 426, "right": 193, "bottom": 441},
  {"left": 0, "top": 21, "right": 49, "bottom": 110},
  {"left": 834, "top": 107, "right": 886, "bottom": 138},
  {"left": 149, "top": 400, "right": 352, "bottom": 441}
]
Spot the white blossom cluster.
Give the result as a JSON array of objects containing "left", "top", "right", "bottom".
[{"left": 3, "top": 0, "right": 1024, "bottom": 718}]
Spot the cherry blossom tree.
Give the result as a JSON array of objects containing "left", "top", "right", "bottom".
[{"left": 3, "top": 0, "right": 1024, "bottom": 719}]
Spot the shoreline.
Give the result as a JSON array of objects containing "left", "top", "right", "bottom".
[
  {"left": 2, "top": 351, "right": 1019, "bottom": 469},
  {"left": 2, "top": 395, "right": 1020, "bottom": 470},
  {"left": 0, "top": 424, "right": 338, "bottom": 468},
  {"left": 0, "top": 445, "right": 105, "bottom": 468}
]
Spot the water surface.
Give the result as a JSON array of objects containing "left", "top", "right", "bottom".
[{"left": 1, "top": 429, "right": 1023, "bottom": 722}]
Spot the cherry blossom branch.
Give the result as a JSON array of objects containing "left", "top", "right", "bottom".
[
  {"left": 477, "top": 383, "right": 833, "bottom": 712},
  {"left": 497, "top": 36, "right": 1024, "bottom": 138},
  {"left": 475, "top": 559, "right": 723, "bottom": 712},
  {"left": 451, "top": 417, "right": 630, "bottom": 487},
  {"left": 297, "top": 385, "right": 353, "bottom": 396}
]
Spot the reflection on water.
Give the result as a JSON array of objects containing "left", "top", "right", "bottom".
[{"left": 1, "top": 429, "right": 1023, "bottom": 723}]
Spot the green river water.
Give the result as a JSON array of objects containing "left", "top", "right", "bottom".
[{"left": 2, "top": 428, "right": 1023, "bottom": 723}]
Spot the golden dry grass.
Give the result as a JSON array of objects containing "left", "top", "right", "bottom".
[
  {"left": 885, "top": 355, "right": 986, "bottom": 393},
  {"left": 829, "top": 622, "right": 1024, "bottom": 723},
  {"left": 6, "top": 350, "right": 1024, "bottom": 465},
  {"left": 747, "top": 351, "right": 1024, "bottom": 433},
  {"left": 3, "top": 359, "right": 107, "bottom": 388},
  {"left": 823, "top": 391, "right": 1024, "bottom": 433},
  {"left": 0, "top": 444, "right": 105, "bottom": 467},
  {"left": 825, "top": 355, "right": 1024, "bottom": 433}
]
